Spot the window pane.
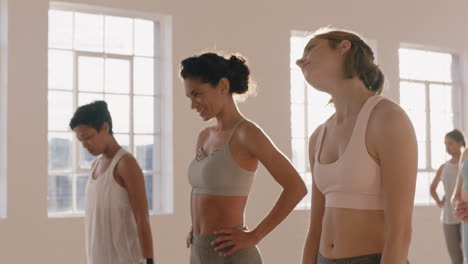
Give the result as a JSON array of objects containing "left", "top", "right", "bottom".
[
  {"left": 74, "top": 12, "right": 104, "bottom": 52},
  {"left": 418, "top": 141, "right": 427, "bottom": 169},
  {"left": 76, "top": 174, "right": 88, "bottom": 211},
  {"left": 400, "top": 82, "right": 426, "bottom": 140},
  {"left": 307, "top": 87, "right": 333, "bottom": 136},
  {"left": 134, "top": 57, "right": 154, "bottom": 95},
  {"left": 49, "top": 10, "right": 73, "bottom": 49},
  {"left": 135, "top": 135, "right": 154, "bottom": 171},
  {"left": 290, "top": 35, "right": 309, "bottom": 68},
  {"left": 79, "top": 144, "right": 97, "bottom": 169},
  {"left": 430, "top": 84, "right": 453, "bottom": 113},
  {"left": 144, "top": 173, "right": 153, "bottom": 211},
  {"left": 431, "top": 112, "right": 454, "bottom": 142},
  {"left": 292, "top": 138, "right": 307, "bottom": 173},
  {"left": 134, "top": 96, "right": 154, "bottom": 133},
  {"left": 49, "top": 50, "right": 73, "bottom": 90},
  {"left": 297, "top": 171, "right": 312, "bottom": 210},
  {"left": 399, "top": 82, "right": 426, "bottom": 111},
  {"left": 291, "top": 103, "right": 305, "bottom": 138},
  {"left": 414, "top": 172, "right": 434, "bottom": 205},
  {"left": 105, "top": 58, "right": 130, "bottom": 94},
  {"left": 78, "top": 92, "right": 104, "bottom": 106},
  {"left": 290, "top": 69, "right": 305, "bottom": 104},
  {"left": 114, "top": 134, "right": 130, "bottom": 151},
  {"left": 48, "top": 133, "right": 72, "bottom": 171},
  {"left": 105, "top": 16, "right": 133, "bottom": 55},
  {"left": 432, "top": 142, "right": 450, "bottom": 170},
  {"left": 78, "top": 56, "right": 104, "bottom": 92},
  {"left": 407, "top": 110, "right": 427, "bottom": 141},
  {"left": 134, "top": 19, "right": 154, "bottom": 57},
  {"left": 105, "top": 94, "right": 130, "bottom": 133},
  {"left": 48, "top": 90, "right": 73, "bottom": 131},
  {"left": 48, "top": 175, "right": 73, "bottom": 213},
  {"left": 399, "top": 48, "right": 452, "bottom": 83}
]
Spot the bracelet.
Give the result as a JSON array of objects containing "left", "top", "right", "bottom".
[{"left": 146, "top": 258, "right": 154, "bottom": 264}]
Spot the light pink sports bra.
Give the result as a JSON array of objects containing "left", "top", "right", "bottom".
[{"left": 313, "top": 95, "right": 384, "bottom": 210}]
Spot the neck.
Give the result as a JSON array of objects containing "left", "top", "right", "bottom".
[
  {"left": 452, "top": 150, "right": 463, "bottom": 163},
  {"left": 102, "top": 136, "right": 121, "bottom": 158},
  {"left": 215, "top": 99, "right": 244, "bottom": 130},
  {"left": 327, "top": 78, "right": 375, "bottom": 122}
]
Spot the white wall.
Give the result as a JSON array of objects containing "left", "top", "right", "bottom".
[{"left": 1, "top": 0, "right": 467, "bottom": 263}]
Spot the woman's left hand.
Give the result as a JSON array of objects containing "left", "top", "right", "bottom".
[{"left": 210, "top": 227, "right": 259, "bottom": 257}]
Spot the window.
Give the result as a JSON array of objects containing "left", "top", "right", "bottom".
[
  {"left": 48, "top": 4, "right": 173, "bottom": 216},
  {"left": 399, "top": 47, "right": 462, "bottom": 205},
  {"left": 290, "top": 32, "right": 334, "bottom": 209},
  {"left": 290, "top": 31, "right": 378, "bottom": 209}
]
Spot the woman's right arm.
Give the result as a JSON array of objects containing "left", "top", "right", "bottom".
[
  {"left": 430, "top": 164, "right": 444, "bottom": 207},
  {"left": 302, "top": 125, "right": 326, "bottom": 264}
]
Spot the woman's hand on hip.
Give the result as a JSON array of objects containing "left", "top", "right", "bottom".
[{"left": 211, "top": 227, "right": 259, "bottom": 257}]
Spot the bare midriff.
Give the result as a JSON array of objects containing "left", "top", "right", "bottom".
[
  {"left": 192, "top": 193, "right": 248, "bottom": 235},
  {"left": 319, "top": 207, "right": 386, "bottom": 259}
]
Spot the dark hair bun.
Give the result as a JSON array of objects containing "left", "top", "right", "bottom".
[
  {"left": 180, "top": 52, "right": 251, "bottom": 95},
  {"left": 227, "top": 55, "right": 250, "bottom": 94}
]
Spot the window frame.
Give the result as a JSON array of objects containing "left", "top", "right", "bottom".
[
  {"left": 398, "top": 44, "right": 463, "bottom": 206},
  {"left": 48, "top": 2, "right": 173, "bottom": 217}
]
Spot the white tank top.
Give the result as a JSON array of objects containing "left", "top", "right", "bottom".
[
  {"left": 441, "top": 161, "right": 460, "bottom": 224},
  {"left": 85, "top": 148, "right": 144, "bottom": 264}
]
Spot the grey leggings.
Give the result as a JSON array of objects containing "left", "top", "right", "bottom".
[
  {"left": 442, "top": 223, "right": 464, "bottom": 264},
  {"left": 190, "top": 228, "right": 262, "bottom": 264}
]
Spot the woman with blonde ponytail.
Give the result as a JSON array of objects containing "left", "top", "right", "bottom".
[{"left": 298, "top": 29, "right": 417, "bottom": 264}]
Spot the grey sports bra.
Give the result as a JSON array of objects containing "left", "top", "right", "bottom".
[{"left": 188, "top": 119, "right": 256, "bottom": 196}]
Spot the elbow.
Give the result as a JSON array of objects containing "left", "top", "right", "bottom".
[
  {"left": 283, "top": 179, "right": 308, "bottom": 203},
  {"left": 293, "top": 181, "right": 308, "bottom": 203}
]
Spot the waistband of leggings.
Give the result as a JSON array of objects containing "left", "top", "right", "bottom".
[{"left": 317, "top": 252, "right": 382, "bottom": 264}]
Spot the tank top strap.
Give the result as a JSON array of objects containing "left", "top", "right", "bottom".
[
  {"left": 104, "top": 148, "right": 128, "bottom": 179},
  {"left": 226, "top": 118, "right": 245, "bottom": 143},
  {"left": 350, "top": 95, "right": 384, "bottom": 146}
]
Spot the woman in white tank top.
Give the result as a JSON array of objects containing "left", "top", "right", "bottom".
[
  {"left": 69, "top": 101, "right": 155, "bottom": 264},
  {"left": 430, "top": 130, "right": 464, "bottom": 264}
]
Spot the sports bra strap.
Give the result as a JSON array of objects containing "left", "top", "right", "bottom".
[{"left": 227, "top": 118, "right": 245, "bottom": 143}]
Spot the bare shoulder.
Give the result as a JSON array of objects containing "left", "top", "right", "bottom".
[
  {"left": 231, "top": 119, "right": 268, "bottom": 149},
  {"left": 368, "top": 97, "right": 414, "bottom": 135},
  {"left": 115, "top": 153, "right": 140, "bottom": 172},
  {"left": 308, "top": 123, "right": 325, "bottom": 161},
  {"left": 437, "top": 163, "right": 446, "bottom": 174},
  {"left": 309, "top": 123, "right": 325, "bottom": 149}
]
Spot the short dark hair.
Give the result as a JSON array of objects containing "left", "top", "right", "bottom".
[
  {"left": 69, "top": 101, "right": 113, "bottom": 135},
  {"left": 180, "top": 52, "right": 251, "bottom": 94},
  {"left": 446, "top": 129, "right": 465, "bottom": 147}
]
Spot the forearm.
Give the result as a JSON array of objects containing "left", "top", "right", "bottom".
[
  {"left": 380, "top": 229, "right": 411, "bottom": 264},
  {"left": 429, "top": 189, "right": 441, "bottom": 203},
  {"left": 302, "top": 232, "right": 320, "bottom": 264},
  {"left": 136, "top": 217, "right": 154, "bottom": 259},
  {"left": 252, "top": 186, "right": 306, "bottom": 242}
]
